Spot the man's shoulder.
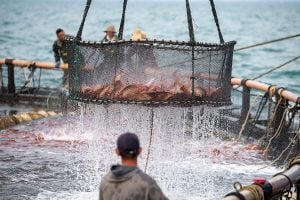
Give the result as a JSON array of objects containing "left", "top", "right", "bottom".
[
  {"left": 133, "top": 169, "right": 157, "bottom": 185},
  {"left": 53, "top": 40, "right": 59, "bottom": 47},
  {"left": 101, "top": 171, "right": 112, "bottom": 182}
]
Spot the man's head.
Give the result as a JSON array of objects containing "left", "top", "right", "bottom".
[
  {"left": 131, "top": 28, "right": 147, "bottom": 41},
  {"left": 116, "top": 132, "right": 142, "bottom": 163},
  {"left": 104, "top": 25, "right": 116, "bottom": 38},
  {"left": 56, "top": 28, "right": 65, "bottom": 42}
]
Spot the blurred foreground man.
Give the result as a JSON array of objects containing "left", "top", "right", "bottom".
[
  {"left": 52, "top": 28, "right": 68, "bottom": 86},
  {"left": 99, "top": 132, "right": 168, "bottom": 200}
]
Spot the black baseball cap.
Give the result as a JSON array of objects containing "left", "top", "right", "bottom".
[{"left": 117, "top": 132, "right": 140, "bottom": 157}]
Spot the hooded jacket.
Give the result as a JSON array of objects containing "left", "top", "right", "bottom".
[{"left": 99, "top": 165, "right": 168, "bottom": 200}]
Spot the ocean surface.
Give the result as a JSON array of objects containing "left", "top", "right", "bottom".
[
  {"left": 0, "top": 0, "right": 299, "bottom": 93},
  {"left": 0, "top": 1, "right": 299, "bottom": 200},
  {"left": 0, "top": 105, "right": 279, "bottom": 200}
]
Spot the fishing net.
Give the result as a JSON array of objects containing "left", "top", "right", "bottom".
[
  {"left": 65, "top": 39, "right": 235, "bottom": 105},
  {"left": 64, "top": 0, "right": 236, "bottom": 106},
  {"left": 231, "top": 87, "right": 300, "bottom": 165}
]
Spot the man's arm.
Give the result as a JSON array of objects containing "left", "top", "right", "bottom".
[{"left": 53, "top": 42, "right": 61, "bottom": 63}]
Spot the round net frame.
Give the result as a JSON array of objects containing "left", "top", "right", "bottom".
[{"left": 65, "top": 0, "right": 236, "bottom": 107}]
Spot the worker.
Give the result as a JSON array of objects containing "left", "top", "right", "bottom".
[
  {"left": 99, "top": 132, "right": 168, "bottom": 200},
  {"left": 101, "top": 25, "right": 118, "bottom": 42},
  {"left": 126, "top": 28, "right": 157, "bottom": 68},
  {"left": 124, "top": 28, "right": 158, "bottom": 83},
  {"left": 53, "top": 28, "right": 68, "bottom": 87}
]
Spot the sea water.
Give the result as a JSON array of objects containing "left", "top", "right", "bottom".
[
  {"left": 0, "top": 0, "right": 299, "bottom": 93},
  {"left": 0, "top": 104, "right": 279, "bottom": 199},
  {"left": 0, "top": 0, "right": 298, "bottom": 199}
]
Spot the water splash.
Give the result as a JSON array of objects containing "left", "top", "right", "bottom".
[
  {"left": 0, "top": 103, "right": 279, "bottom": 199},
  {"left": 63, "top": 103, "right": 277, "bottom": 199}
]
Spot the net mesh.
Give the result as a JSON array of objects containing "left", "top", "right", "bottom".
[{"left": 65, "top": 38, "right": 236, "bottom": 105}]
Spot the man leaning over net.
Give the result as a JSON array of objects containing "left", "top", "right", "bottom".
[{"left": 99, "top": 132, "right": 168, "bottom": 200}]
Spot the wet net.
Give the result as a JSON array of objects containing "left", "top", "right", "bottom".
[
  {"left": 65, "top": 0, "right": 236, "bottom": 106},
  {"left": 66, "top": 39, "right": 236, "bottom": 105}
]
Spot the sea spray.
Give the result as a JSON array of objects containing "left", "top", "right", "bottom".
[{"left": 68, "top": 103, "right": 237, "bottom": 198}]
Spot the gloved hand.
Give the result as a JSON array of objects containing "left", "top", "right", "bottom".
[{"left": 55, "top": 62, "right": 60, "bottom": 69}]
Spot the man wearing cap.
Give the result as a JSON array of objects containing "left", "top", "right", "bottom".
[
  {"left": 99, "top": 132, "right": 168, "bottom": 200},
  {"left": 101, "top": 25, "right": 118, "bottom": 42}
]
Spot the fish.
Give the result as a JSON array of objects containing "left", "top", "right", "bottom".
[
  {"left": 98, "top": 85, "right": 113, "bottom": 98},
  {"left": 194, "top": 86, "right": 207, "bottom": 98},
  {"left": 80, "top": 70, "right": 214, "bottom": 101},
  {"left": 206, "top": 87, "right": 222, "bottom": 97},
  {"left": 118, "top": 84, "right": 151, "bottom": 101},
  {"left": 110, "top": 78, "right": 124, "bottom": 98},
  {"left": 148, "top": 91, "right": 174, "bottom": 101}
]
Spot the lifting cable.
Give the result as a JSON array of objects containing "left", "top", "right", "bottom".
[
  {"left": 118, "top": 0, "right": 128, "bottom": 40},
  {"left": 209, "top": 0, "right": 224, "bottom": 43},
  {"left": 234, "top": 55, "right": 300, "bottom": 90},
  {"left": 234, "top": 33, "right": 300, "bottom": 51},
  {"left": 144, "top": 108, "right": 154, "bottom": 173},
  {"left": 251, "top": 55, "right": 300, "bottom": 80}
]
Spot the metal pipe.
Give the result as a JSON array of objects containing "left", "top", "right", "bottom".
[
  {"left": 224, "top": 164, "right": 300, "bottom": 200},
  {"left": 231, "top": 78, "right": 299, "bottom": 104},
  {"left": 0, "top": 59, "right": 68, "bottom": 70}
]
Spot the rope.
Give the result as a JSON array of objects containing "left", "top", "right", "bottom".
[
  {"left": 0, "top": 64, "right": 3, "bottom": 90},
  {"left": 246, "top": 92, "right": 269, "bottom": 139},
  {"left": 118, "top": 0, "right": 128, "bottom": 40},
  {"left": 236, "top": 93, "right": 261, "bottom": 141},
  {"left": 264, "top": 107, "right": 289, "bottom": 152},
  {"left": 209, "top": 0, "right": 224, "bottom": 43},
  {"left": 76, "top": 0, "right": 92, "bottom": 40},
  {"left": 234, "top": 55, "right": 300, "bottom": 91},
  {"left": 241, "top": 185, "right": 264, "bottom": 200},
  {"left": 74, "top": 45, "right": 80, "bottom": 96},
  {"left": 185, "top": 0, "right": 195, "bottom": 44},
  {"left": 226, "top": 182, "right": 264, "bottom": 200},
  {"left": 258, "top": 130, "right": 300, "bottom": 169},
  {"left": 259, "top": 86, "right": 281, "bottom": 141},
  {"left": 15, "top": 62, "right": 36, "bottom": 96},
  {"left": 287, "top": 154, "right": 300, "bottom": 170},
  {"left": 234, "top": 33, "right": 300, "bottom": 51},
  {"left": 252, "top": 55, "right": 300, "bottom": 80},
  {"left": 144, "top": 108, "right": 154, "bottom": 173},
  {"left": 252, "top": 92, "right": 268, "bottom": 126},
  {"left": 38, "top": 68, "right": 42, "bottom": 90}
]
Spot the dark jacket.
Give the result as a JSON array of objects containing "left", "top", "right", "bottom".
[
  {"left": 99, "top": 165, "right": 168, "bottom": 200},
  {"left": 53, "top": 40, "right": 68, "bottom": 63}
]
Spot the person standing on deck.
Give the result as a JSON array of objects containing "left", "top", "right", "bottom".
[
  {"left": 99, "top": 132, "right": 168, "bottom": 200},
  {"left": 101, "top": 25, "right": 118, "bottom": 42},
  {"left": 53, "top": 28, "right": 68, "bottom": 87}
]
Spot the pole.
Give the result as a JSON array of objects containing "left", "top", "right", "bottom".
[
  {"left": 241, "top": 85, "right": 250, "bottom": 122},
  {"left": 0, "top": 64, "right": 3, "bottom": 92},
  {"left": 7, "top": 64, "right": 15, "bottom": 94}
]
